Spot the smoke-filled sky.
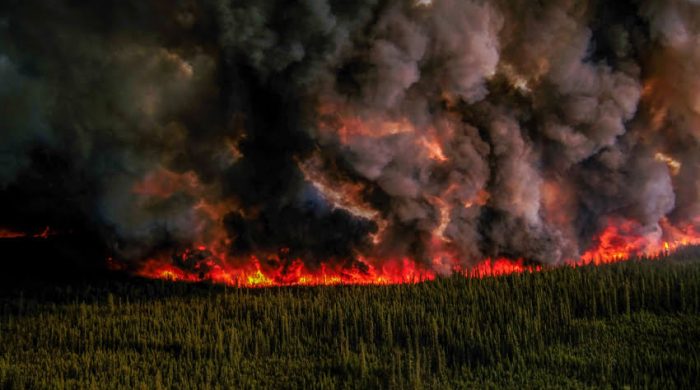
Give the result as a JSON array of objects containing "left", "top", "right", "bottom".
[{"left": 1, "top": 0, "right": 699, "bottom": 274}]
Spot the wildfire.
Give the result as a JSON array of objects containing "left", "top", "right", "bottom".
[
  {"left": 579, "top": 218, "right": 700, "bottom": 265},
  {"left": 0, "top": 229, "right": 26, "bottom": 239},
  {"left": 136, "top": 250, "right": 552, "bottom": 287},
  {"left": 138, "top": 253, "right": 437, "bottom": 287},
  {"left": 127, "top": 112, "right": 700, "bottom": 288},
  {"left": 138, "top": 250, "right": 552, "bottom": 287},
  {"left": 467, "top": 258, "right": 541, "bottom": 278},
  {"left": 133, "top": 215, "right": 700, "bottom": 288},
  {"left": 0, "top": 226, "right": 56, "bottom": 239}
]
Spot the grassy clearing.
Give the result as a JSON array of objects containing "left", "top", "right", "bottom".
[{"left": 1, "top": 258, "right": 699, "bottom": 389}]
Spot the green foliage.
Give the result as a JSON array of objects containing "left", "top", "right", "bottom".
[{"left": 1, "top": 259, "right": 700, "bottom": 388}]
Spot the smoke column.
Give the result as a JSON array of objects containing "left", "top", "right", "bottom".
[{"left": 1, "top": 0, "right": 700, "bottom": 284}]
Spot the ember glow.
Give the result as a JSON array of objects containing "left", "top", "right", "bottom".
[
  {"left": 0, "top": 229, "right": 26, "bottom": 239},
  {"left": 0, "top": 226, "right": 56, "bottom": 240}
]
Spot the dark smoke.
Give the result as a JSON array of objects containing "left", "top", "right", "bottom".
[{"left": 0, "top": 0, "right": 698, "bottom": 274}]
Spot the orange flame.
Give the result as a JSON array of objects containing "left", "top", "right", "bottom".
[
  {"left": 579, "top": 218, "right": 700, "bottom": 265},
  {"left": 466, "top": 258, "right": 541, "bottom": 278},
  {"left": 0, "top": 229, "right": 26, "bottom": 239},
  {"left": 0, "top": 226, "right": 56, "bottom": 239},
  {"left": 136, "top": 251, "right": 553, "bottom": 287},
  {"left": 137, "top": 254, "right": 437, "bottom": 287},
  {"left": 126, "top": 111, "right": 700, "bottom": 287},
  {"left": 134, "top": 215, "right": 700, "bottom": 287}
]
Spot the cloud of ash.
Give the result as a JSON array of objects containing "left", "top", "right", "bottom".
[{"left": 0, "top": 0, "right": 698, "bottom": 272}]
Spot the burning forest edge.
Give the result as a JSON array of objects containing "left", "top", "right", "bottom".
[
  {"left": 3, "top": 254, "right": 700, "bottom": 388},
  {"left": 131, "top": 243, "right": 700, "bottom": 288}
]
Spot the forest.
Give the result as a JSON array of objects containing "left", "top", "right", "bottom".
[{"left": 1, "top": 253, "right": 699, "bottom": 389}]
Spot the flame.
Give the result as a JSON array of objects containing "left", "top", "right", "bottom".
[
  {"left": 0, "top": 226, "right": 56, "bottom": 239},
  {"left": 133, "top": 215, "right": 700, "bottom": 287},
  {"left": 137, "top": 253, "right": 437, "bottom": 287},
  {"left": 126, "top": 113, "right": 700, "bottom": 288},
  {"left": 579, "top": 217, "right": 700, "bottom": 265},
  {"left": 136, "top": 249, "right": 551, "bottom": 288},
  {"left": 0, "top": 229, "right": 27, "bottom": 239},
  {"left": 579, "top": 221, "right": 648, "bottom": 264},
  {"left": 34, "top": 226, "right": 54, "bottom": 239},
  {"left": 466, "top": 258, "right": 541, "bottom": 278}
]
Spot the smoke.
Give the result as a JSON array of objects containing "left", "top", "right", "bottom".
[{"left": 0, "top": 0, "right": 698, "bottom": 274}]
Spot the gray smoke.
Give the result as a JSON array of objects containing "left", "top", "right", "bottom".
[{"left": 0, "top": 0, "right": 698, "bottom": 273}]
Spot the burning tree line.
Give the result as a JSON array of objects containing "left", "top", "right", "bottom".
[
  {"left": 2, "top": 0, "right": 700, "bottom": 285},
  {"left": 2, "top": 258, "right": 700, "bottom": 387}
]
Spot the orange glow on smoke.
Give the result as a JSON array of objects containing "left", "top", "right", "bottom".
[
  {"left": 131, "top": 167, "right": 235, "bottom": 257},
  {"left": 126, "top": 131, "right": 700, "bottom": 287},
  {"left": 134, "top": 216, "right": 700, "bottom": 288},
  {"left": 316, "top": 103, "right": 415, "bottom": 144},
  {"left": 428, "top": 195, "right": 451, "bottom": 241},
  {"left": 298, "top": 156, "right": 379, "bottom": 221},
  {"left": 419, "top": 135, "right": 448, "bottom": 162},
  {"left": 579, "top": 218, "right": 700, "bottom": 265},
  {"left": 316, "top": 102, "right": 450, "bottom": 165},
  {"left": 463, "top": 189, "right": 490, "bottom": 209},
  {"left": 132, "top": 168, "right": 201, "bottom": 198}
]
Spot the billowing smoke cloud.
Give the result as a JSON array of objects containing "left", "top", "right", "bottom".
[{"left": 1, "top": 0, "right": 698, "bottom": 276}]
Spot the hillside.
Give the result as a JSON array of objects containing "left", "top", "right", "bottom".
[{"left": 1, "top": 258, "right": 699, "bottom": 388}]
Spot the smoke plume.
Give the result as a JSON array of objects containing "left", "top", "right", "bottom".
[{"left": 1, "top": 0, "right": 699, "bottom": 279}]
